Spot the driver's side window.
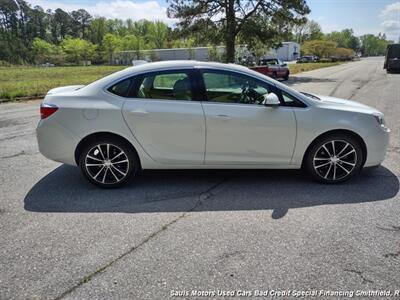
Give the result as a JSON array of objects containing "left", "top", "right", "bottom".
[{"left": 202, "top": 71, "right": 272, "bottom": 105}]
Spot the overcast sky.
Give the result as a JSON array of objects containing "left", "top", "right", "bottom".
[{"left": 28, "top": 0, "right": 400, "bottom": 41}]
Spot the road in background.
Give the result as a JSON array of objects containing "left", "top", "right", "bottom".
[{"left": 0, "top": 57, "right": 399, "bottom": 299}]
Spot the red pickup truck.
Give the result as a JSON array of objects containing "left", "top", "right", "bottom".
[{"left": 250, "top": 58, "right": 290, "bottom": 80}]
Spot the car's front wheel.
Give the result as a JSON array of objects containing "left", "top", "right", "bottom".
[
  {"left": 79, "top": 137, "right": 139, "bottom": 188},
  {"left": 304, "top": 134, "right": 363, "bottom": 183}
]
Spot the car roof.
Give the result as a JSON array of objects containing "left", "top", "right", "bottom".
[
  {"left": 85, "top": 60, "right": 268, "bottom": 91},
  {"left": 123, "top": 60, "right": 252, "bottom": 74}
]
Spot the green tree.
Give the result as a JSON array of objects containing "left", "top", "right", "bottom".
[
  {"left": 302, "top": 40, "right": 337, "bottom": 58},
  {"left": 147, "top": 21, "right": 168, "bottom": 49},
  {"left": 50, "top": 8, "right": 73, "bottom": 43},
  {"left": 293, "top": 20, "right": 323, "bottom": 44},
  {"left": 168, "top": 0, "right": 310, "bottom": 62},
  {"left": 89, "top": 17, "right": 107, "bottom": 45},
  {"left": 70, "top": 9, "right": 92, "bottom": 39},
  {"left": 325, "top": 29, "right": 360, "bottom": 52},
  {"left": 360, "top": 34, "right": 389, "bottom": 56},
  {"left": 102, "top": 33, "right": 121, "bottom": 64},
  {"left": 32, "top": 37, "right": 59, "bottom": 63},
  {"left": 61, "top": 37, "right": 95, "bottom": 64},
  {"left": 27, "top": 5, "right": 48, "bottom": 40}
]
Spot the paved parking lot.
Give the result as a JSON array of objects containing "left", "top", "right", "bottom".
[{"left": 0, "top": 57, "right": 399, "bottom": 299}]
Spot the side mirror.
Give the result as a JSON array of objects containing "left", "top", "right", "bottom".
[
  {"left": 282, "top": 63, "right": 287, "bottom": 67},
  {"left": 263, "top": 93, "right": 281, "bottom": 107}
]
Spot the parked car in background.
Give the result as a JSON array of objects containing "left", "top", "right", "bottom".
[
  {"left": 296, "top": 55, "right": 318, "bottom": 63},
  {"left": 251, "top": 58, "right": 290, "bottom": 80},
  {"left": 37, "top": 61, "right": 389, "bottom": 188},
  {"left": 384, "top": 44, "right": 400, "bottom": 73}
]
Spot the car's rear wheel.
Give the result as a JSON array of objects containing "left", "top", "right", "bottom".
[
  {"left": 79, "top": 137, "right": 139, "bottom": 188},
  {"left": 305, "top": 134, "right": 363, "bottom": 183}
]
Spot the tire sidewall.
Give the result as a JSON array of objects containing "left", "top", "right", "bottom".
[
  {"left": 79, "top": 137, "right": 138, "bottom": 188},
  {"left": 305, "top": 134, "right": 363, "bottom": 184}
]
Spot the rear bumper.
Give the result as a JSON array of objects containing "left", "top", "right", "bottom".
[
  {"left": 387, "top": 59, "right": 400, "bottom": 71},
  {"left": 36, "top": 118, "right": 79, "bottom": 165}
]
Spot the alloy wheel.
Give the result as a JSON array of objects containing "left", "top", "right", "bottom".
[
  {"left": 313, "top": 140, "right": 357, "bottom": 181},
  {"left": 85, "top": 143, "right": 130, "bottom": 185}
]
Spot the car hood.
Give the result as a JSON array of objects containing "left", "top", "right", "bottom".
[
  {"left": 47, "top": 85, "right": 85, "bottom": 95},
  {"left": 314, "top": 94, "right": 382, "bottom": 115}
]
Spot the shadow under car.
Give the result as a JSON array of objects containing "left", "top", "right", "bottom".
[{"left": 24, "top": 165, "right": 399, "bottom": 219}]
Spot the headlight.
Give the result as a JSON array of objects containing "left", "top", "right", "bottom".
[{"left": 373, "top": 114, "right": 385, "bottom": 126}]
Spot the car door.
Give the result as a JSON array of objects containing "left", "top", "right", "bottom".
[
  {"left": 277, "top": 59, "right": 286, "bottom": 77},
  {"left": 199, "top": 69, "right": 296, "bottom": 165},
  {"left": 267, "top": 59, "right": 281, "bottom": 77},
  {"left": 121, "top": 69, "right": 205, "bottom": 164}
]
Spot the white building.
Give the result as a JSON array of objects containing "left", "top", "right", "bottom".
[
  {"left": 113, "top": 42, "right": 300, "bottom": 64},
  {"left": 262, "top": 42, "right": 300, "bottom": 61},
  {"left": 113, "top": 46, "right": 225, "bottom": 65}
]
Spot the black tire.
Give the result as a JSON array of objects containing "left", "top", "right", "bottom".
[
  {"left": 78, "top": 136, "right": 139, "bottom": 188},
  {"left": 304, "top": 133, "right": 363, "bottom": 184},
  {"left": 283, "top": 71, "right": 289, "bottom": 81},
  {"left": 272, "top": 71, "right": 277, "bottom": 79}
]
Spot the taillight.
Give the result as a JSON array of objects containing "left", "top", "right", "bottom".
[{"left": 40, "top": 103, "right": 58, "bottom": 119}]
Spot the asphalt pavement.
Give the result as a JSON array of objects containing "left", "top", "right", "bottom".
[{"left": 0, "top": 57, "right": 399, "bottom": 299}]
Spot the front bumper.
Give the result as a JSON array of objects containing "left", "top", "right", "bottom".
[{"left": 364, "top": 125, "right": 390, "bottom": 167}]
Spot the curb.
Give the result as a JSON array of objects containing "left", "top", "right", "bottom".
[{"left": 0, "top": 96, "right": 44, "bottom": 103}]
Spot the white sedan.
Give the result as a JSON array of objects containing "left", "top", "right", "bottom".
[{"left": 37, "top": 61, "right": 390, "bottom": 188}]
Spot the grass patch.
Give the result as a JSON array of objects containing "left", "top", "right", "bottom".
[
  {"left": 289, "top": 62, "right": 343, "bottom": 74},
  {"left": 0, "top": 65, "right": 125, "bottom": 100}
]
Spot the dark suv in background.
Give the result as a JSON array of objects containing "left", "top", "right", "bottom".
[{"left": 384, "top": 44, "right": 400, "bottom": 73}]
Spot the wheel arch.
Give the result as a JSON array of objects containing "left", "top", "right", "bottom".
[
  {"left": 301, "top": 129, "right": 367, "bottom": 168},
  {"left": 74, "top": 131, "right": 141, "bottom": 169}
]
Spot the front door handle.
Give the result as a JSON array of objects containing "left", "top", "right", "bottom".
[{"left": 130, "top": 109, "right": 148, "bottom": 115}]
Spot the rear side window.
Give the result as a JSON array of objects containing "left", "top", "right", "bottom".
[
  {"left": 107, "top": 78, "right": 132, "bottom": 97},
  {"left": 136, "top": 71, "right": 193, "bottom": 101}
]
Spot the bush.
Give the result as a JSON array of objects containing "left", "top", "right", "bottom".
[
  {"left": 332, "top": 47, "right": 354, "bottom": 61},
  {"left": 302, "top": 40, "right": 337, "bottom": 59},
  {"left": 318, "top": 58, "right": 333, "bottom": 63}
]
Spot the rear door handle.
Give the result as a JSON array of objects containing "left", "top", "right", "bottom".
[{"left": 213, "top": 114, "right": 231, "bottom": 120}]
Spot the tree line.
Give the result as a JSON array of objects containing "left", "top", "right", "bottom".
[
  {"left": 0, "top": 0, "right": 394, "bottom": 65},
  {"left": 293, "top": 22, "right": 392, "bottom": 60}
]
